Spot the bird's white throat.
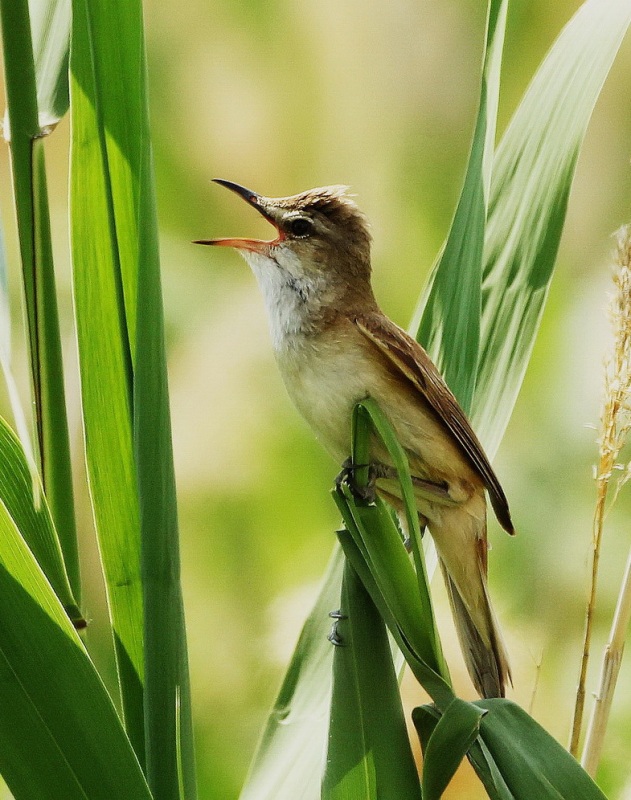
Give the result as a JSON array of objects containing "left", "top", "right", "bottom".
[{"left": 241, "top": 249, "right": 326, "bottom": 351}]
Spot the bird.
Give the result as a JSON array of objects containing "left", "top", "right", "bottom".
[{"left": 196, "top": 179, "right": 513, "bottom": 699}]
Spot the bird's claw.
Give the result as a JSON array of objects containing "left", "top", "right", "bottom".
[{"left": 335, "top": 457, "right": 381, "bottom": 503}]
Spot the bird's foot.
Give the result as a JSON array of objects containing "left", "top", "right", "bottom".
[
  {"left": 335, "top": 457, "right": 374, "bottom": 502},
  {"left": 335, "top": 458, "right": 394, "bottom": 504}
]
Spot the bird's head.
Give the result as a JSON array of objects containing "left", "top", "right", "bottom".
[{"left": 195, "top": 180, "right": 373, "bottom": 296}]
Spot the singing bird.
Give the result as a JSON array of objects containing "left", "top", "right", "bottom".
[{"left": 196, "top": 180, "right": 513, "bottom": 698}]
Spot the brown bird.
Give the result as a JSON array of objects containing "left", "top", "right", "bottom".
[{"left": 196, "top": 180, "right": 513, "bottom": 698}]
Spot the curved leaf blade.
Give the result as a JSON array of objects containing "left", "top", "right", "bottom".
[
  {"left": 473, "top": 0, "right": 631, "bottom": 454},
  {"left": 0, "top": 499, "right": 151, "bottom": 800},
  {"left": 70, "top": 1, "right": 196, "bottom": 790},
  {"left": 70, "top": 0, "right": 145, "bottom": 761},
  {"left": 0, "top": 414, "right": 80, "bottom": 623},
  {"left": 473, "top": 700, "right": 607, "bottom": 800},
  {"left": 416, "top": 699, "right": 485, "bottom": 800}
]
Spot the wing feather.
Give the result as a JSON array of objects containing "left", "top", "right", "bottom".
[{"left": 355, "top": 314, "right": 514, "bottom": 534}]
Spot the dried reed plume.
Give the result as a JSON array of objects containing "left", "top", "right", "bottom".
[{"left": 569, "top": 225, "right": 631, "bottom": 765}]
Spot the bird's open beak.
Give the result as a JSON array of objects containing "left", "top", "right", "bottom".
[{"left": 194, "top": 179, "right": 284, "bottom": 252}]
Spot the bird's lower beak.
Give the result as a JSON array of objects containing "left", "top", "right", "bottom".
[
  {"left": 194, "top": 179, "right": 284, "bottom": 253},
  {"left": 195, "top": 236, "right": 275, "bottom": 253}
]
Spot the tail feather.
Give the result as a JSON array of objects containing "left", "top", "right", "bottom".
[
  {"left": 439, "top": 561, "right": 510, "bottom": 698},
  {"left": 378, "top": 483, "right": 510, "bottom": 698},
  {"left": 428, "top": 494, "right": 511, "bottom": 699}
]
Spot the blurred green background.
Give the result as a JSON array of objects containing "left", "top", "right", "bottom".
[{"left": 1, "top": 1, "right": 631, "bottom": 797}]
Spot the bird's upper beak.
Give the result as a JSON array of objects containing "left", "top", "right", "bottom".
[{"left": 194, "top": 179, "right": 284, "bottom": 253}]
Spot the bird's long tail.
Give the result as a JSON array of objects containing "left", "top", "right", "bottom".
[{"left": 429, "top": 497, "right": 511, "bottom": 699}]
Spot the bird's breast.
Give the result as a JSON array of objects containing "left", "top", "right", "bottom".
[
  {"left": 274, "top": 322, "right": 480, "bottom": 494},
  {"left": 276, "top": 330, "right": 370, "bottom": 462}
]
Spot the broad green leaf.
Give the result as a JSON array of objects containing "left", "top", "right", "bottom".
[
  {"left": 414, "top": 699, "right": 607, "bottom": 799},
  {"left": 334, "top": 509, "right": 452, "bottom": 709},
  {"left": 473, "top": 700, "right": 607, "bottom": 799},
  {"left": 71, "top": 2, "right": 197, "bottom": 790},
  {"left": 135, "top": 63, "right": 198, "bottom": 800},
  {"left": 416, "top": 699, "right": 485, "bottom": 800},
  {"left": 322, "top": 561, "right": 421, "bottom": 800},
  {"left": 70, "top": 0, "right": 144, "bottom": 760},
  {"left": 413, "top": 704, "right": 440, "bottom": 754},
  {"left": 413, "top": 699, "right": 605, "bottom": 800},
  {"left": 414, "top": 705, "right": 512, "bottom": 800},
  {"left": 414, "top": 0, "right": 508, "bottom": 413},
  {"left": 29, "top": 0, "right": 71, "bottom": 128},
  {"left": 1, "top": 0, "right": 80, "bottom": 600},
  {"left": 0, "top": 414, "right": 80, "bottom": 624},
  {"left": 0, "top": 498, "right": 151, "bottom": 800}
]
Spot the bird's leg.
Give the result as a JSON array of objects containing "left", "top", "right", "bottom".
[
  {"left": 337, "top": 458, "right": 451, "bottom": 505},
  {"left": 335, "top": 458, "right": 398, "bottom": 503},
  {"left": 375, "top": 464, "right": 453, "bottom": 502}
]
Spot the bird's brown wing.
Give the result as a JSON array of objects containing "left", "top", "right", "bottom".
[{"left": 355, "top": 314, "right": 514, "bottom": 535}]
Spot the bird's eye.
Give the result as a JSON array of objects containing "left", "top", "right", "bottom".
[{"left": 287, "top": 217, "right": 314, "bottom": 238}]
